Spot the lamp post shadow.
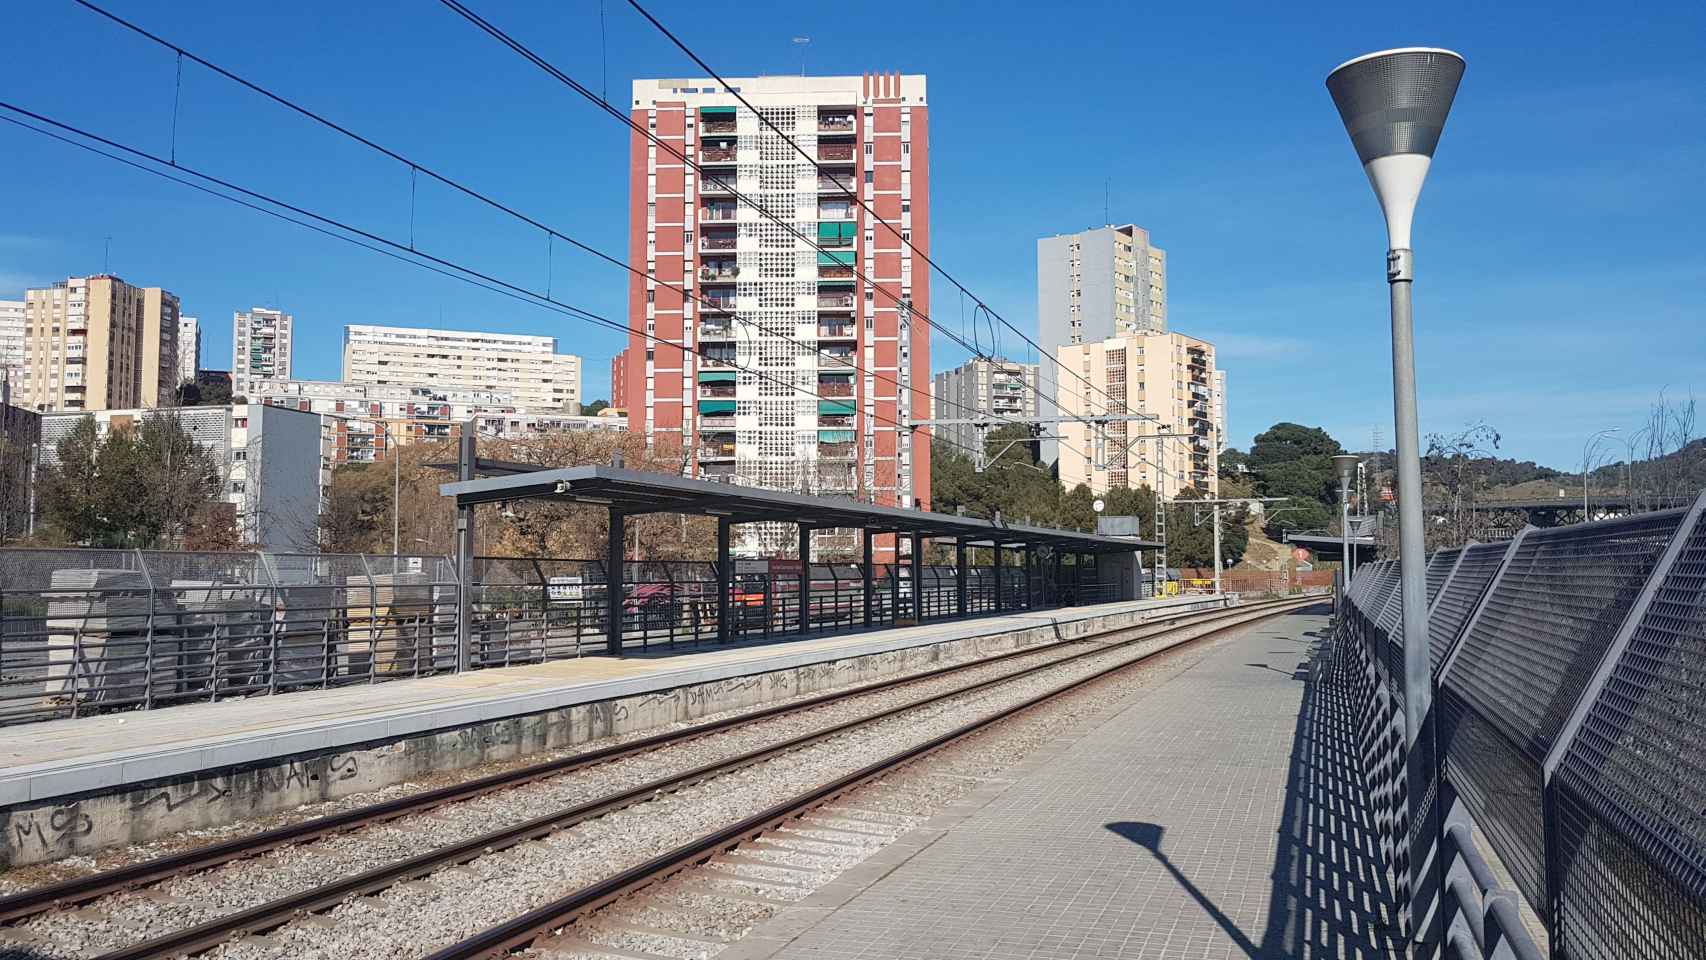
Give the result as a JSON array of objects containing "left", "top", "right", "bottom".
[
  {"left": 1103, "top": 642, "right": 1406, "bottom": 958},
  {"left": 1105, "top": 821, "right": 1262, "bottom": 958}
]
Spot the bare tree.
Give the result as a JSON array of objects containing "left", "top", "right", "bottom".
[{"left": 1421, "top": 420, "right": 1501, "bottom": 549}]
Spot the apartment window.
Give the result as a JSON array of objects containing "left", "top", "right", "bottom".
[
  {"left": 864, "top": 143, "right": 873, "bottom": 156},
  {"left": 232, "top": 450, "right": 247, "bottom": 461},
  {"left": 864, "top": 170, "right": 874, "bottom": 183},
  {"left": 901, "top": 201, "right": 911, "bottom": 213},
  {"left": 646, "top": 290, "right": 655, "bottom": 303},
  {"left": 234, "top": 417, "right": 248, "bottom": 428}
]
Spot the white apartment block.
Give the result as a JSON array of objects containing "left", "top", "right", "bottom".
[
  {"left": 0, "top": 300, "right": 24, "bottom": 388},
  {"left": 1055, "top": 331, "right": 1220, "bottom": 498},
  {"left": 233, "top": 307, "right": 293, "bottom": 397},
  {"left": 930, "top": 357, "right": 1040, "bottom": 456},
  {"left": 177, "top": 315, "right": 200, "bottom": 387},
  {"left": 38, "top": 403, "right": 322, "bottom": 550},
  {"left": 342, "top": 324, "right": 582, "bottom": 411}
]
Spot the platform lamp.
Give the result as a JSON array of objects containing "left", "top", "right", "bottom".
[
  {"left": 1332, "top": 454, "right": 1360, "bottom": 590},
  {"left": 1328, "top": 48, "right": 1465, "bottom": 948}
]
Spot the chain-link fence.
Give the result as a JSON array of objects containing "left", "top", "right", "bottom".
[{"left": 1329, "top": 489, "right": 1706, "bottom": 960}]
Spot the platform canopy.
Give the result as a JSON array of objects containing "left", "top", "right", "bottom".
[{"left": 440, "top": 465, "right": 1158, "bottom": 552}]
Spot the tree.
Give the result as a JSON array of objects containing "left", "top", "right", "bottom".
[
  {"left": 1421, "top": 421, "right": 1502, "bottom": 549},
  {"left": 175, "top": 371, "right": 234, "bottom": 407},
  {"left": 34, "top": 414, "right": 221, "bottom": 547},
  {"left": 1166, "top": 489, "right": 1251, "bottom": 568},
  {"left": 583, "top": 399, "right": 609, "bottom": 416},
  {"left": 1247, "top": 422, "right": 1344, "bottom": 539}
]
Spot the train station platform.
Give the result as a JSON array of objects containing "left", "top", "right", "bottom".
[
  {"left": 0, "top": 595, "right": 1226, "bottom": 825},
  {"left": 727, "top": 603, "right": 1403, "bottom": 960}
]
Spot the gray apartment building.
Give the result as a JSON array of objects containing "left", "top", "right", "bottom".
[
  {"left": 1036, "top": 224, "right": 1167, "bottom": 464},
  {"left": 931, "top": 358, "right": 1040, "bottom": 458}
]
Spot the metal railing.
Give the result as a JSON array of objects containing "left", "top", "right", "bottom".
[
  {"left": 1331, "top": 487, "right": 1706, "bottom": 959},
  {"left": 0, "top": 549, "right": 459, "bottom": 727},
  {"left": 1, "top": 548, "right": 1123, "bottom": 727}
]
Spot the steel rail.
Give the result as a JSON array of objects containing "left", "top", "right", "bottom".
[
  {"left": 69, "top": 598, "right": 1317, "bottom": 960},
  {"left": 0, "top": 599, "right": 1285, "bottom": 924},
  {"left": 424, "top": 596, "right": 1323, "bottom": 959}
]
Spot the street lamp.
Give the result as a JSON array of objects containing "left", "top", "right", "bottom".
[
  {"left": 1328, "top": 46, "right": 1465, "bottom": 948},
  {"left": 1582, "top": 426, "right": 1620, "bottom": 519},
  {"left": 1333, "top": 454, "right": 1359, "bottom": 587}
]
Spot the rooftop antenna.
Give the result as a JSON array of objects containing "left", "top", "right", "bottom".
[
  {"left": 1104, "top": 177, "right": 1110, "bottom": 226},
  {"left": 103, "top": 236, "right": 112, "bottom": 274},
  {"left": 792, "top": 37, "right": 810, "bottom": 75}
]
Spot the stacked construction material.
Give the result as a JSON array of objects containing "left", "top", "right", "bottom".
[
  {"left": 345, "top": 572, "right": 434, "bottom": 676},
  {"left": 170, "top": 579, "right": 272, "bottom": 696},
  {"left": 43, "top": 568, "right": 152, "bottom": 702}
]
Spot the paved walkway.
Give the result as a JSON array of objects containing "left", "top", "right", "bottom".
[
  {"left": 0, "top": 596, "right": 1225, "bottom": 806},
  {"left": 742, "top": 606, "right": 1402, "bottom": 960}
]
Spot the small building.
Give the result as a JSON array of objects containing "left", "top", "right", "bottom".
[{"left": 39, "top": 403, "right": 322, "bottom": 550}]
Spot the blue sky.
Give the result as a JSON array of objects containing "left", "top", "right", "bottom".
[{"left": 3, "top": 0, "right": 1702, "bottom": 470}]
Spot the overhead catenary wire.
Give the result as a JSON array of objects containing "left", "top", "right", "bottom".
[
  {"left": 0, "top": 104, "right": 1007, "bottom": 474},
  {"left": 433, "top": 0, "right": 1112, "bottom": 443},
  {"left": 63, "top": 0, "right": 1057, "bottom": 452}
]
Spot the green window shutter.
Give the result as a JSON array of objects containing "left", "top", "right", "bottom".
[
  {"left": 697, "top": 370, "right": 737, "bottom": 383},
  {"left": 697, "top": 399, "right": 736, "bottom": 415},
  {"left": 818, "top": 400, "right": 856, "bottom": 416},
  {"left": 817, "top": 251, "right": 855, "bottom": 266}
]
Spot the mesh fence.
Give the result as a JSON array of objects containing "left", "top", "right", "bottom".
[
  {"left": 1332, "top": 495, "right": 1706, "bottom": 958},
  {"left": 1552, "top": 505, "right": 1706, "bottom": 960}
]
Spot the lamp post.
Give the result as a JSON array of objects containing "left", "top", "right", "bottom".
[
  {"left": 1333, "top": 454, "right": 1359, "bottom": 588},
  {"left": 1328, "top": 47, "right": 1465, "bottom": 949},
  {"left": 1581, "top": 427, "right": 1620, "bottom": 520}
]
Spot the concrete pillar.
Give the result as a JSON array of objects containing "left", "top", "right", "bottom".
[
  {"left": 606, "top": 509, "right": 625, "bottom": 656},
  {"left": 454, "top": 428, "right": 475, "bottom": 671},
  {"left": 716, "top": 517, "right": 731, "bottom": 644},
  {"left": 1023, "top": 545, "right": 1034, "bottom": 609}
]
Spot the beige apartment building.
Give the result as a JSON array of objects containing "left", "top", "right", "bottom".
[
  {"left": 342, "top": 324, "right": 582, "bottom": 411},
  {"left": 1056, "top": 331, "right": 1221, "bottom": 498},
  {"left": 19, "top": 276, "right": 179, "bottom": 412}
]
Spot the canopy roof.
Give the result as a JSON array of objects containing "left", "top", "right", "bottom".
[{"left": 440, "top": 465, "right": 1156, "bottom": 552}]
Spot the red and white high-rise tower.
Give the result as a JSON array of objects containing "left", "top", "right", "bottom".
[{"left": 620, "top": 73, "right": 931, "bottom": 557}]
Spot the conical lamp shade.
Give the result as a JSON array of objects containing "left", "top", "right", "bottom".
[{"left": 1327, "top": 48, "right": 1465, "bottom": 249}]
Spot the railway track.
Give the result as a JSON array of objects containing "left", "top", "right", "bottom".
[{"left": 0, "top": 596, "right": 1319, "bottom": 960}]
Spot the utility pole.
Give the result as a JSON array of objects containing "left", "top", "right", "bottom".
[{"left": 1188, "top": 496, "right": 1287, "bottom": 594}]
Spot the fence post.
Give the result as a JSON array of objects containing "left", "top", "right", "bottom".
[{"left": 861, "top": 530, "right": 874, "bottom": 627}]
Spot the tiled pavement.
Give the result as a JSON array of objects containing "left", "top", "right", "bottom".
[{"left": 743, "top": 606, "right": 1403, "bottom": 960}]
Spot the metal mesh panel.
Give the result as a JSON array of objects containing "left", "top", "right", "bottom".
[
  {"left": 1326, "top": 49, "right": 1466, "bottom": 163},
  {"left": 1552, "top": 503, "right": 1706, "bottom": 960},
  {"left": 1443, "top": 510, "right": 1684, "bottom": 755},
  {"left": 1428, "top": 540, "right": 1514, "bottom": 673},
  {"left": 1438, "top": 685, "right": 1549, "bottom": 907},
  {"left": 1425, "top": 547, "right": 1461, "bottom": 604}
]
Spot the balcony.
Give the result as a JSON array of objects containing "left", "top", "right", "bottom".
[
  {"left": 699, "top": 414, "right": 736, "bottom": 430},
  {"left": 818, "top": 440, "right": 857, "bottom": 460},
  {"left": 701, "top": 204, "right": 738, "bottom": 222},
  {"left": 819, "top": 414, "right": 854, "bottom": 429},
  {"left": 818, "top": 202, "right": 854, "bottom": 220},
  {"left": 817, "top": 294, "right": 854, "bottom": 310},
  {"left": 701, "top": 142, "right": 738, "bottom": 163},
  {"left": 701, "top": 118, "right": 736, "bottom": 134},
  {"left": 700, "top": 176, "right": 736, "bottom": 194},
  {"left": 702, "top": 294, "right": 736, "bottom": 311},
  {"left": 700, "top": 235, "right": 737, "bottom": 252},
  {"left": 699, "top": 441, "right": 737, "bottom": 460},
  {"left": 817, "top": 175, "right": 855, "bottom": 194},
  {"left": 701, "top": 462, "right": 736, "bottom": 482},
  {"left": 818, "top": 322, "right": 856, "bottom": 339},
  {"left": 700, "top": 350, "right": 737, "bottom": 369},
  {"left": 699, "top": 262, "right": 739, "bottom": 281},
  {"left": 699, "top": 384, "right": 736, "bottom": 399},
  {"left": 817, "top": 379, "right": 854, "bottom": 398},
  {"left": 819, "top": 346, "right": 855, "bottom": 364},
  {"left": 699, "top": 321, "right": 734, "bottom": 339},
  {"left": 817, "top": 143, "right": 855, "bottom": 163},
  {"left": 818, "top": 113, "right": 855, "bottom": 132},
  {"left": 819, "top": 265, "right": 855, "bottom": 280}
]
